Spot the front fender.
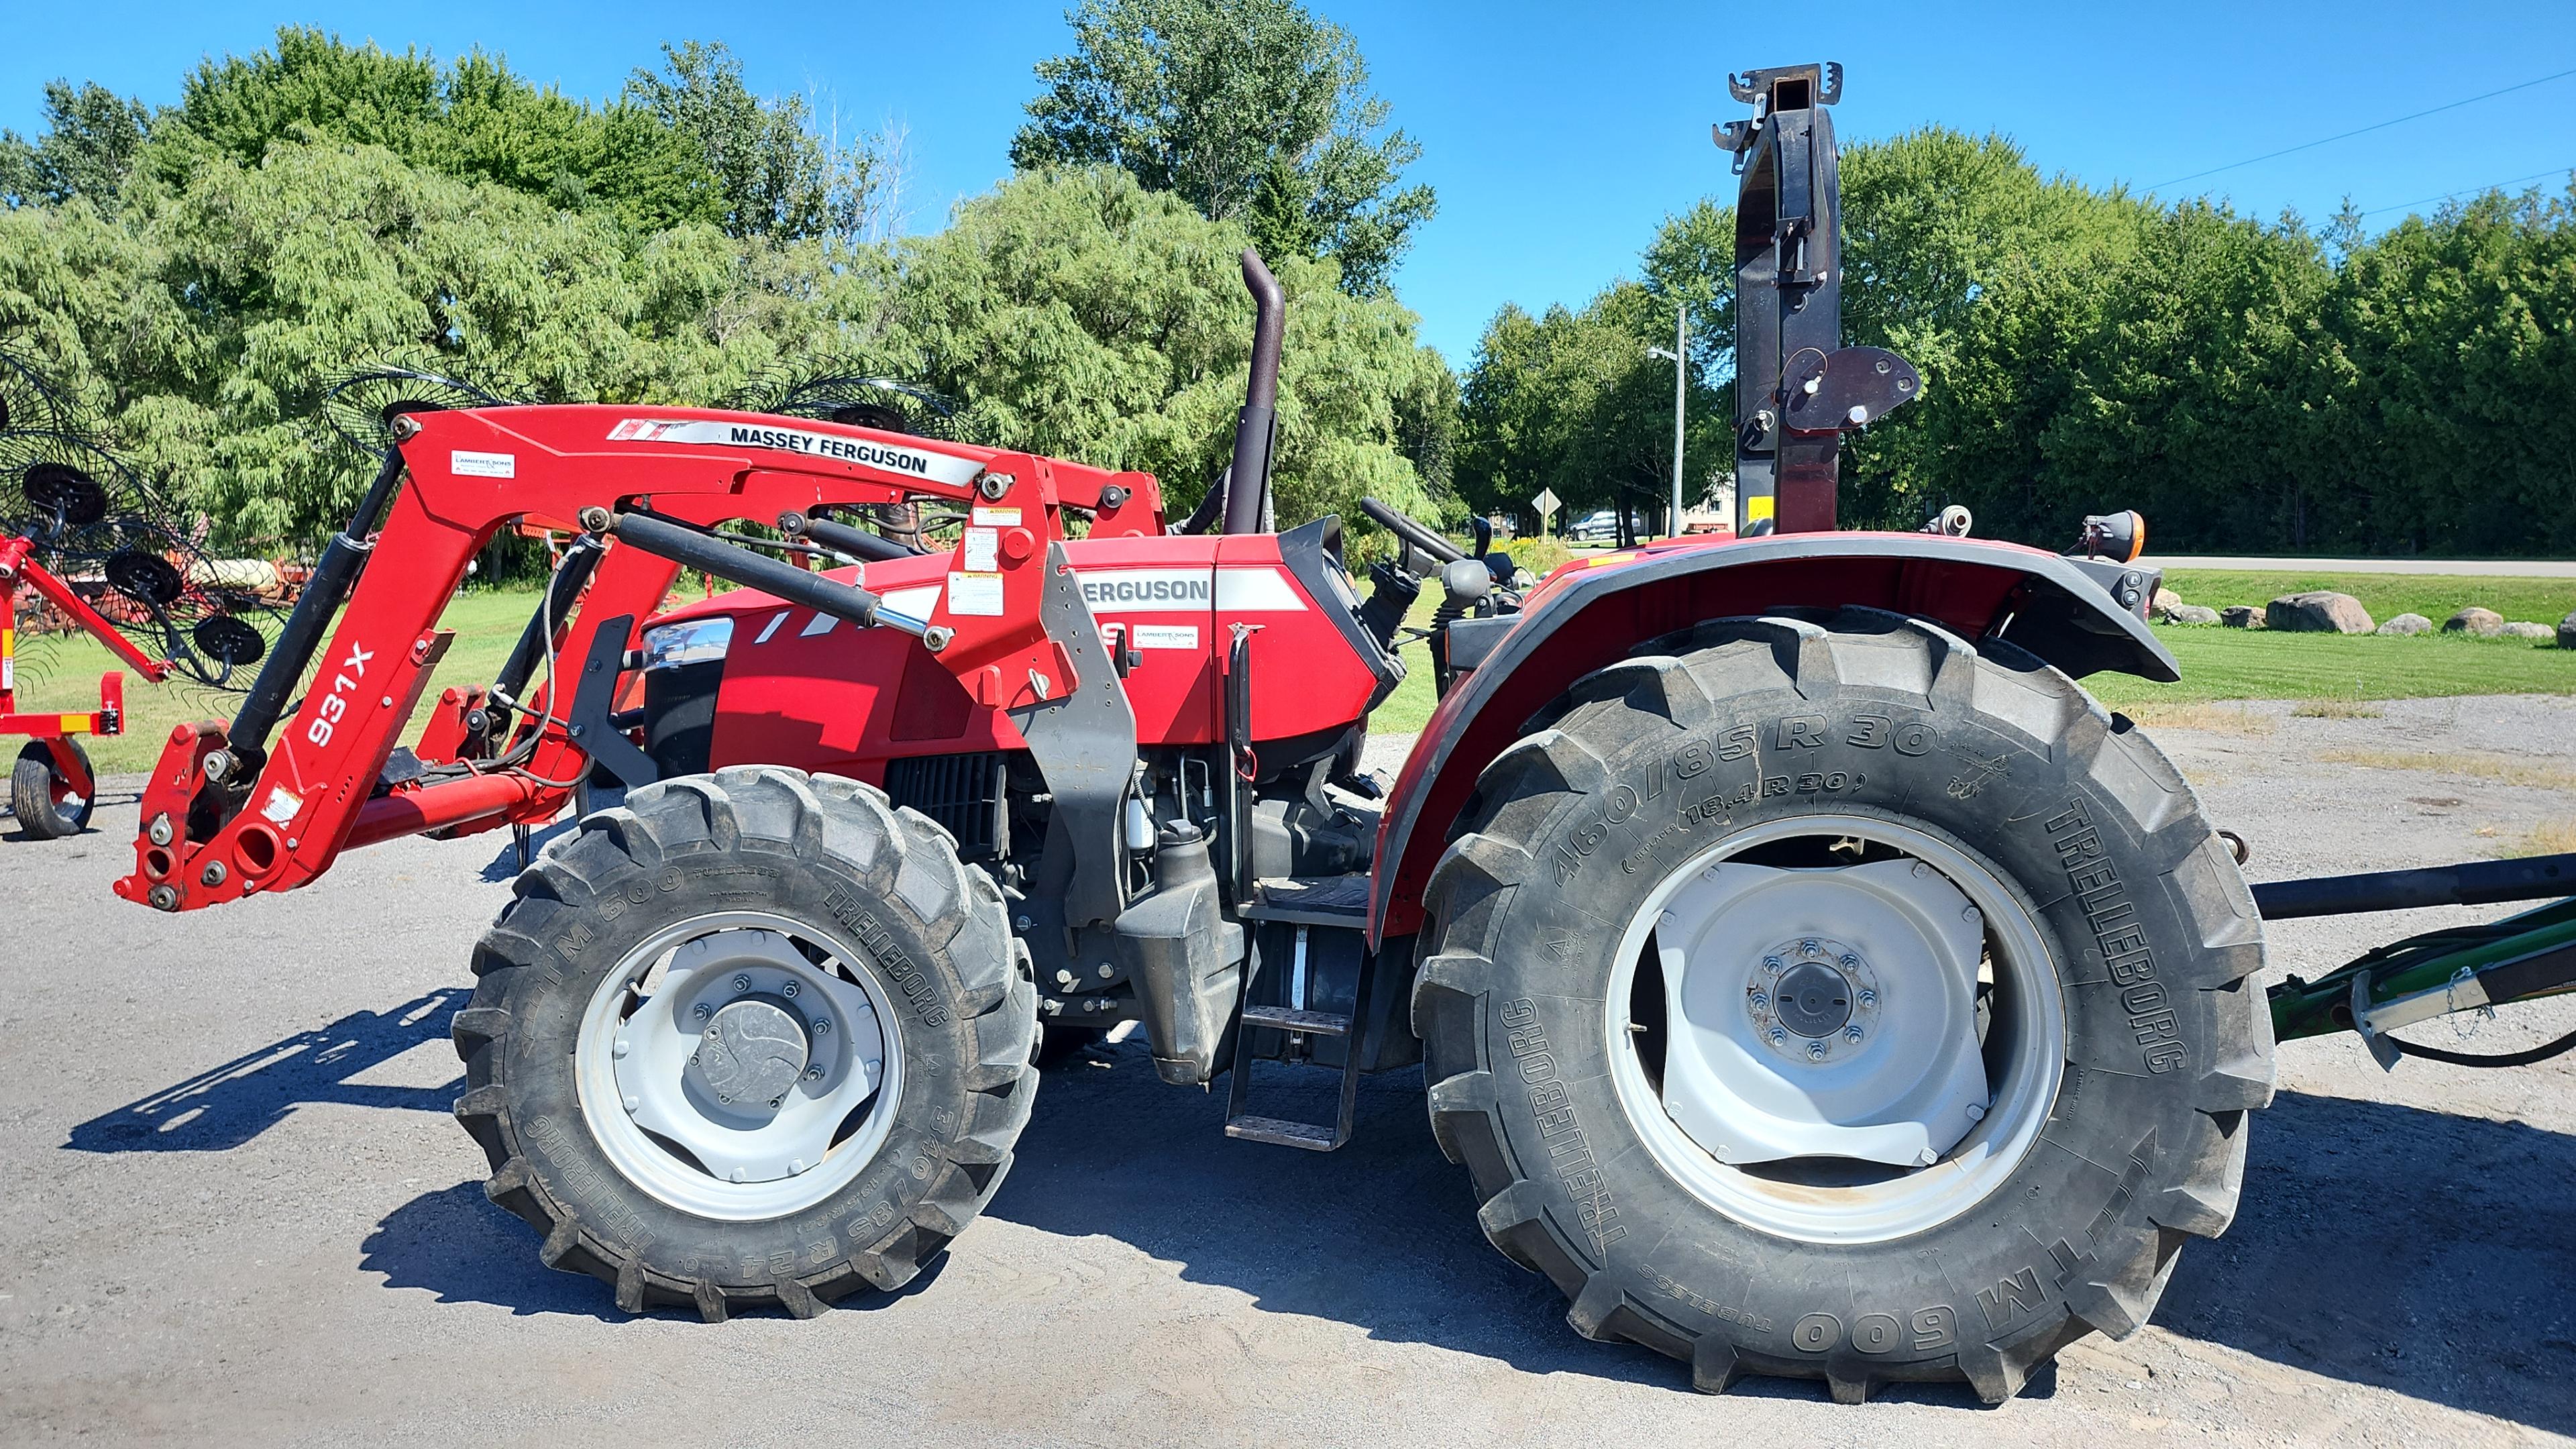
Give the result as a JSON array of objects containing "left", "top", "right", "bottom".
[{"left": 1367, "top": 531, "right": 2176, "bottom": 944}]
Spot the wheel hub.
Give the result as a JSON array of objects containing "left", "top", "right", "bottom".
[
  {"left": 690, "top": 997, "right": 811, "bottom": 1109},
  {"left": 1654, "top": 857, "right": 1992, "bottom": 1169},
  {"left": 588, "top": 922, "right": 894, "bottom": 1209}
]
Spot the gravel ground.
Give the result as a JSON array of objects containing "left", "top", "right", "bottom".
[{"left": 2, "top": 696, "right": 2573, "bottom": 1446}]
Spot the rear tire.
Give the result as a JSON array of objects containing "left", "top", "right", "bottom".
[
  {"left": 452, "top": 765, "right": 1037, "bottom": 1320},
  {"left": 11, "top": 740, "right": 94, "bottom": 838},
  {"left": 1413, "top": 610, "right": 2271, "bottom": 1402}
]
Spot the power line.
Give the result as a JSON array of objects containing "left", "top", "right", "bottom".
[
  {"left": 2361, "top": 164, "right": 2575, "bottom": 217},
  {"left": 2145, "top": 65, "right": 2576, "bottom": 191}
]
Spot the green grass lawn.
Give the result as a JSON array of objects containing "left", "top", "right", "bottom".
[
  {"left": 10, "top": 587, "right": 542, "bottom": 773},
  {"left": 2162, "top": 569, "right": 2574, "bottom": 629},
  {"left": 1366, "top": 570, "right": 2576, "bottom": 737}
]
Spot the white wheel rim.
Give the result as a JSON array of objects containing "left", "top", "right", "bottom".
[
  {"left": 576, "top": 910, "right": 904, "bottom": 1222},
  {"left": 1603, "top": 814, "right": 2066, "bottom": 1244}
]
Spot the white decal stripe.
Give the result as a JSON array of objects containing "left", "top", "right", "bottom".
[
  {"left": 606, "top": 418, "right": 984, "bottom": 488},
  {"left": 753, "top": 610, "right": 790, "bottom": 645},
  {"left": 879, "top": 586, "right": 942, "bottom": 619},
  {"left": 1068, "top": 566, "right": 1308, "bottom": 614},
  {"left": 1213, "top": 567, "right": 1308, "bottom": 612}
]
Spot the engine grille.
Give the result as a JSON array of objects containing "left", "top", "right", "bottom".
[{"left": 883, "top": 751, "right": 1007, "bottom": 859}]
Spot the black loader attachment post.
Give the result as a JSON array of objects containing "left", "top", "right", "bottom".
[{"left": 1718, "top": 63, "right": 1922, "bottom": 535}]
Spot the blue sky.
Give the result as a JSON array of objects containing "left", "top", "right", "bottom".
[{"left": 8, "top": 1, "right": 2575, "bottom": 364}]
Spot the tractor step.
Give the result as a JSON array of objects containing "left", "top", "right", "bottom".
[
  {"left": 1238, "top": 1004, "right": 1350, "bottom": 1036},
  {"left": 1224, "top": 1114, "right": 1344, "bottom": 1149},
  {"left": 1223, "top": 908, "right": 1376, "bottom": 1152},
  {"left": 1242, "top": 873, "right": 1370, "bottom": 925}
]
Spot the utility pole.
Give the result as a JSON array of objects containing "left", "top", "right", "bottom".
[{"left": 1650, "top": 304, "right": 1687, "bottom": 537}]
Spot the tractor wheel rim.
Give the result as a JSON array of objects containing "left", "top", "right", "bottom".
[
  {"left": 577, "top": 910, "right": 904, "bottom": 1222},
  {"left": 1603, "top": 813, "right": 2065, "bottom": 1244}
]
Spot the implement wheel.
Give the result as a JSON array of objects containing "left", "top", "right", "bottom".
[
  {"left": 11, "top": 739, "right": 95, "bottom": 839},
  {"left": 1414, "top": 609, "right": 2272, "bottom": 1403},
  {"left": 452, "top": 765, "right": 1037, "bottom": 1320}
]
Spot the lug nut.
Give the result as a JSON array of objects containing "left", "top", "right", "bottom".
[
  {"left": 782, "top": 981, "right": 799, "bottom": 998},
  {"left": 732, "top": 973, "right": 753, "bottom": 993},
  {"left": 804, "top": 1064, "right": 824, "bottom": 1081},
  {"left": 1750, "top": 991, "right": 1770, "bottom": 1010},
  {"left": 1763, "top": 955, "right": 1785, "bottom": 972},
  {"left": 1858, "top": 988, "right": 1876, "bottom": 1006},
  {"left": 767, "top": 1096, "right": 784, "bottom": 1108},
  {"left": 1807, "top": 1040, "right": 1827, "bottom": 1061},
  {"left": 694, "top": 1002, "right": 714, "bottom": 1021},
  {"left": 812, "top": 1018, "right": 832, "bottom": 1035},
  {"left": 1801, "top": 939, "right": 1821, "bottom": 955},
  {"left": 1844, "top": 1024, "right": 1864, "bottom": 1042},
  {"left": 1768, "top": 1026, "right": 1787, "bottom": 1044},
  {"left": 1839, "top": 954, "right": 1860, "bottom": 969}
]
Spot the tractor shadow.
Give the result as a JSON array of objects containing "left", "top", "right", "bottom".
[
  {"left": 999, "top": 1050, "right": 2576, "bottom": 1423},
  {"left": 985, "top": 1041, "right": 1990, "bottom": 1404},
  {"left": 354, "top": 1181, "right": 953, "bottom": 1322},
  {"left": 2155, "top": 1088, "right": 2576, "bottom": 1435},
  {"left": 63, "top": 988, "right": 466, "bottom": 1153}
]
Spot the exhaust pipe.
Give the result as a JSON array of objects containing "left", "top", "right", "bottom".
[{"left": 1222, "top": 251, "right": 1284, "bottom": 535}]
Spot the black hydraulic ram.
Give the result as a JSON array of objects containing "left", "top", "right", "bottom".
[
  {"left": 2252, "top": 853, "right": 2576, "bottom": 920},
  {"left": 776, "top": 508, "right": 920, "bottom": 564},
  {"left": 223, "top": 445, "right": 411, "bottom": 769},
  {"left": 594, "top": 507, "right": 951, "bottom": 651}
]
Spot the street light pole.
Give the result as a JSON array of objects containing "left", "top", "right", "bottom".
[{"left": 1650, "top": 303, "right": 1687, "bottom": 538}]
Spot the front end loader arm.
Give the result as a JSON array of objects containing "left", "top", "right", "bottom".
[{"left": 117, "top": 403, "right": 1134, "bottom": 912}]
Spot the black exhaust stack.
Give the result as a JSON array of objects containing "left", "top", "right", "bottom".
[{"left": 1222, "top": 251, "right": 1284, "bottom": 535}]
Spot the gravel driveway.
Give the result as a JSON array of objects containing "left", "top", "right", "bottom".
[{"left": 3, "top": 696, "right": 2572, "bottom": 1446}]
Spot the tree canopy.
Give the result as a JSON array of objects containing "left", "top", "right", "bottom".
[
  {"left": 1010, "top": 0, "right": 1434, "bottom": 297},
  {"left": 0, "top": 27, "right": 1450, "bottom": 553},
  {"left": 1460, "top": 125, "right": 2576, "bottom": 557}
]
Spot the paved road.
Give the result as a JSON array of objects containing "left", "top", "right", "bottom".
[
  {"left": 3, "top": 700, "right": 2574, "bottom": 1446},
  {"left": 2141, "top": 555, "right": 2576, "bottom": 577}
]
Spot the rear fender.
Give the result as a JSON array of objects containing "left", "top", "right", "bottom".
[{"left": 1367, "top": 531, "right": 2177, "bottom": 943}]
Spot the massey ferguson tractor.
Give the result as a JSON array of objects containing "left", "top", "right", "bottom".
[{"left": 97, "top": 63, "right": 2576, "bottom": 1404}]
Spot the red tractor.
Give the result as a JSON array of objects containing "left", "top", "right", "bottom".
[{"left": 115, "top": 65, "right": 2274, "bottom": 1403}]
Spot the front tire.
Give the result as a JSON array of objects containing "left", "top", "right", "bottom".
[
  {"left": 452, "top": 766, "right": 1037, "bottom": 1320},
  {"left": 1414, "top": 610, "right": 2271, "bottom": 1402}
]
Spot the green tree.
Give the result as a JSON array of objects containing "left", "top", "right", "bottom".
[
  {"left": 891, "top": 166, "right": 1446, "bottom": 528},
  {"left": 1010, "top": 0, "right": 1434, "bottom": 296},
  {"left": 625, "top": 40, "right": 891, "bottom": 242},
  {"left": 0, "top": 80, "right": 153, "bottom": 208},
  {"left": 1454, "top": 283, "right": 1725, "bottom": 541}
]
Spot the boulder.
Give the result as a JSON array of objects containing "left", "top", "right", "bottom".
[
  {"left": 2266, "top": 590, "right": 2374, "bottom": 634},
  {"left": 2562, "top": 611, "right": 2576, "bottom": 650},
  {"left": 2220, "top": 605, "right": 2265, "bottom": 629},
  {"left": 2163, "top": 603, "right": 2220, "bottom": 626},
  {"left": 2444, "top": 606, "right": 2504, "bottom": 637},
  {"left": 2502, "top": 621, "right": 2554, "bottom": 641},
  {"left": 2150, "top": 586, "right": 2183, "bottom": 619},
  {"left": 2375, "top": 612, "right": 2433, "bottom": 637}
]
